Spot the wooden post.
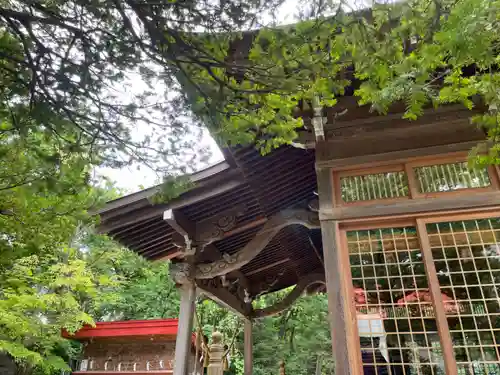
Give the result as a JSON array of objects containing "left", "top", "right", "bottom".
[
  {"left": 173, "top": 283, "right": 196, "bottom": 375},
  {"left": 316, "top": 166, "right": 362, "bottom": 374},
  {"left": 320, "top": 220, "right": 363, "bottom": 375},
  {"left": 208, "top": 331, "right": 224, "bottom": 375},
  {"left": 244, "top": 319, "right": 253, "bottom": 375}
]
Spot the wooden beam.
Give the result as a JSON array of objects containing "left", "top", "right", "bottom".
[
  {"left": 195, "top": 280, "right": 248, "bottom": 317},
  {"left": 320, "top": 191, "right": 500, "bottom": 221},
  {"left": 194, "top": 205, "right": 246, "bottom": 241},
  {"left": 325, "top": 104, "right": 472, "bottom": 133},
  {"left": 416, "top": 220, "right": 458, "bottom": 374},
  {"left": 97, "top": 161, "right": 233, "bottom": 215},
  {"left": 316, "top": 141, "right": 484, "bottom": 170},
  {"left": 98, "top": 176, "right": 244, "bottom": 233},
  {"left": 164, "top": 209, "right": 190, "bottom": 239},
  {"left": 210, "top": 217, "right": 268, "bottom": 242},
  {"left": 317, "top": 118, "right": 483, "bottom": 162},
  {"left": 194, "top": 209, "right": 320, "bottom": 279},
  {"left": 194, "top": 207, "right": 267, "bottom": 245},
  {"left": 252, "top": 273, "right": 325, "bottom": 318},
  {"left": 154, "top": 250, "right": 183, "bottom": 261}
]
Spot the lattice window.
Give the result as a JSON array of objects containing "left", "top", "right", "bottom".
[
  {"left": 414, "top": 162, "right": 491, "bottom": 193},
  {"left": 426, "top": 218, "right": 500, "bottom": 374},
  {"left": 348, "top": 227, "right": 445, "bottom": 375},
  {"left": 340, "top": 172, "right": 409, "bottom": 203}
]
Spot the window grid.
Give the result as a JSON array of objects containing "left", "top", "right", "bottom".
[
  {"left": 426, "top": 219, "right": 500, "bottom": 375},
  {"left": 340, "top": 172, "right": 409, "bottom": 203},
  {"left": 348, "top": 227, "right": 444, "bottom": 375},
  {"left": 335, "top": 157, "right": 496, "bottom": 205},
  {"left": 415, "top": 162, "right": 490, "bottom": 194}
]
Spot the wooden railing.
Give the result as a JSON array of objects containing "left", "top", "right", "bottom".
[{"left": 73, "top": 359, "right": 173, "bottom": 372}]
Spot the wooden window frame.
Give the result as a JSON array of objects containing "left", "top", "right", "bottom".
[
  {"left": 334, "top": 165, "right": 409, "bottom": 207},
  {"left": 333, "top": 153, "right": 500, "bottom": 207},
  {"left": 336, "top": 209, "right": 500, "bottom": 374},
  {"left": 407, "top": 155, "right": 499, "bottom": 198}
]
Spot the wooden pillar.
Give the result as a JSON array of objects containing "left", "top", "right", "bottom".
[
  {"left": 316, "top": 166, "right": 362, "bottom": 374},
  {"left": 174, "top": 283, "right": 196, "bottom": 375},
  {"left": 321, "top": 220, "right": 362, "bottom": 375},
  {"left": 208, "top": 331, "right": 224, "bottom": 375},
  {"left": 244, "top": 319, "right": 253, "bottom": 375}
]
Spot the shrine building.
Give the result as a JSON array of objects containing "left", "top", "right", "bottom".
[
  {"left": 96, "top": 24, "right": 500, "bottom": 375},
  {"left": 63, "top": 319, "right": 197, "bottom": 375}
]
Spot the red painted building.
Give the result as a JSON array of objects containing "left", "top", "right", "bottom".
[{"left": 63, "top": 319, "right": 197, "bottom": 375}]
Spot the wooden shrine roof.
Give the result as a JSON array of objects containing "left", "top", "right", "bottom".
[
  {"left": 97, "top": 98, "right": 487, "bottom": 316},
  {"left": 99, "top": 143, "right": 321, "bottom": 297}
]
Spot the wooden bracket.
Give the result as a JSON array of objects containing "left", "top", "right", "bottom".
[
  {"left": 194, "top": 208, "right": 320, "bottom": 279},
  {"left": 252, "top": 272, "right": 325, "bottom": 318}
]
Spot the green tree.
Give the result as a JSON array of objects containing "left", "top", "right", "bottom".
[
  {"left": 2, "top": 0, "right": 500, "bottom": 172},
  {"left": 250, "top": 292, "right": 334, "bottom": 375},
  {"left": 84, "top": 235, "right": 180, "bottom": 321},
  {"left": 0, "top": 120, "right": 114, "bottom": 374}
]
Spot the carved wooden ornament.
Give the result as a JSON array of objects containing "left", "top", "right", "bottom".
[{"left": 194, "top": 209, "right": 320, "bottom": 279}]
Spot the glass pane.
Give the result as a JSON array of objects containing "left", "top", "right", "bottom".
[
  {"left": 348, "top": 227, "right": 445, "bottom": 375},
  {"left": 426, "top": 218, "right": 500, "bottom": 374},
  {"left": 414, "top": 162, "right": 490, "bottom": 193},
  {"left": 341, "top": 172, "right": 409, "bottom": 203}
]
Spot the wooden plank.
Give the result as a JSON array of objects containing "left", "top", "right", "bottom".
[
  {"left": 316, "top": 166, "right": 336, "bottom": 209},
  {"left": 316, "top": 141, "right": 484, "bottom": 169},
  {"left": 417, "top": 209, "right": 500, "bottom": 224},
  {"left": 321, "top": 190, "right": 500, "bottom": 221},
  {"left": 244, "top": 319, "right": 253, "bottom": 375},
  {"left": 336, "top": 164, "right": 405, "bottom": 178},
  {"left": 416, "top": 220, "right": 458, "bottom": 375},
  {"left": 321, "top": 221, "right": 362, "bottom": 375},
  {"left": 317, "top": 118, "right": 484, "bottom": 162}
]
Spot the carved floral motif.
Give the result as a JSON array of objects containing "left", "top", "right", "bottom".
[{"left": 195, "top": 206, "right": 246, "bottom": 241}]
